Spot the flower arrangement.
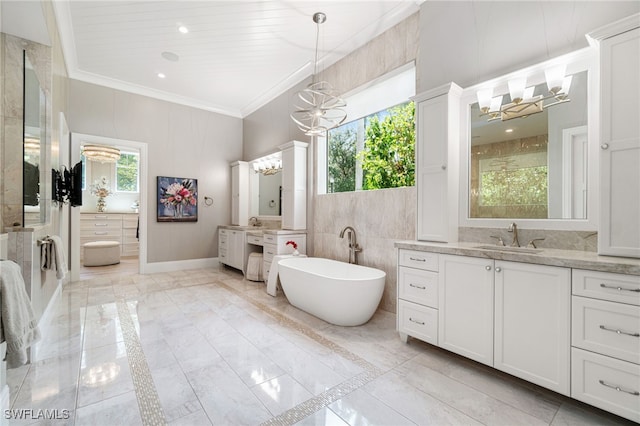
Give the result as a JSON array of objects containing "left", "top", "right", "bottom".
[
  {"left": 90, "top": 177, "right": 113, "bottom": 199},
  {"left": 286, "top": 240, "right": 298, "bottom": 250},
  {"left": 159, "top": 179, "right": 197, "bottom": 218}
]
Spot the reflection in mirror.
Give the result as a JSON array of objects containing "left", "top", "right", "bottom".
[
  {"left": 469, "top": 71, "right": 587, "bottom": 220},
  {"left": 249, "top": 152, "right": 282, "bottom": 217},
  {"left": 23, "top": 54, "right": 46, "bottom": 225}
]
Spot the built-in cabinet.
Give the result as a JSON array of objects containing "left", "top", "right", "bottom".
[
  {"left": 231, "top": 161, "right": 249, "bottom": 226},
  {"left": 413, "top": 83, "right": 461, "bottom": 243},
  {"left": 397, "top": 246, "right": 639, "bottom": 420},
  {"left": 218, "top": 228, "right": 245, "bottom": 271},
  {"left": 593, "top": 18, "right": 640, "bottom": 258},
  {"left": 262, "top": 233, "right": 306, "bottom": 280},
  {"left": 80, "top": 213, "right": 139, "bottom": 258},
  {"left": 279, "top": 141, "right": 308, "bottom": 230},
  {"left": 571, "top": 269, "right": 640, "bottom": 422}
]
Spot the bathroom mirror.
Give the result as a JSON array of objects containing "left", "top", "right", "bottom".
[
  {"left": 466, "top": 69, "right": 589, "bottom": 222},
  {"left": 23, "top": 54, "right": 46, "bottom": 226},
  {"left": 249, "top": 153, "right": 282, "bottom": 218}
]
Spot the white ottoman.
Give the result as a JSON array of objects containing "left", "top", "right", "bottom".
[{"left": 83, "top": 241, "right": 121, "bottom": 266}]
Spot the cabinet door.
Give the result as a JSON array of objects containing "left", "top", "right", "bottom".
[
  {"left": 230, "top": 162, "right": 249, "bottom": 226},
  {"left": 438, "top": 255, "right": 494, "bottom": 366},
  {"left": 599, "top": 27, "right": 640, "bottom": 257},
  {"left": 494, "top": 261, "right": 571, "bottom": 395}
]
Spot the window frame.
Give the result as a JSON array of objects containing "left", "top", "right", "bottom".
[{"left": 115, "top": 151, "right": 140, "bottom": 193}]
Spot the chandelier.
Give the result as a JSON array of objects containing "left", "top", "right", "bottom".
[
  {"left": 477, "top": 64, "right": 572, "bottom": 122},
  {"left": 290, "top": 12, "right": 347, "bottom": 137},
  {"left": 82, "top": 144, "right": 121, "bottom": 163}
]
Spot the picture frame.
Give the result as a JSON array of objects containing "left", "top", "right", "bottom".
[{"left": 157, "top": 176, "right": 198, "bottom": 222}]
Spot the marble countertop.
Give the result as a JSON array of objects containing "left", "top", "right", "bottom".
[
  {"left": 219, "top": 225, "right": 306, "bottom": 236},
  {"left": 395, "top": 240, "right": 640, "bottom": 275}
]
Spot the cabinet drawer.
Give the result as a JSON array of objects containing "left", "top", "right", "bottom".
[
  {"left": 573, "top": 269, "right": 640, "bottom": 306},
  {"left": 123, "top": 215, "right": 138, "bottom": 228},
  {"left": 80, "top": 229, "right": 122, "bottom": 238},
  {"left": 80, "top": 220, "right": 122, "bottom": 231},
  {"left": 398, "top": 249, "right": 438, "bottom": 272},
  {"left": 572, "top": 296, "right": 640, "bottom": 364},
  {"left": 219, "top": 229, "right": 228, "bottom": 236},
  {"left": 81, "top": 214, "right": 122, "bottom": 220},
  {"left": 263, "top": 234, "right": 277, "bottom": 244},
  {"left": 247, "top": 235, "right": 263, "bottom": 246},
  {"left": 571, "top": 348, "right": 640, "bottom": 423},
  {"left": 398, "top": 300, "right": 438, "bottom": 345},
  {"left": 398, "top": 266, "right": 438, "bottom": 308},
  {"left": 263, "top": 244, "right": 277, "bottom": 263}
]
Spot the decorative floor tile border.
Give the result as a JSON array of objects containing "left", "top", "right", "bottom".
[{"left": 116, "top": 300, "right": 167, "bottom": 426}]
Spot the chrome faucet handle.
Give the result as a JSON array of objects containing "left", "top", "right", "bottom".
[
  {"left": 527, "top": 238, "right": 545, "bottom": 249},
  {"left": 490, "top": 235, "right": 505, "bottom": 246}
]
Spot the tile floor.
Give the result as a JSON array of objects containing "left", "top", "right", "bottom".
[{"left": 6, "top": 263, "right": 637, "bottom": 425}]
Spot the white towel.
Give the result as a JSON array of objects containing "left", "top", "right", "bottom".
[
  {"left": 40, "top": 236, "right": 67, "bottom": 280},
  {"left": 0, "top": 260, "right": 40, "bottom": 368}
]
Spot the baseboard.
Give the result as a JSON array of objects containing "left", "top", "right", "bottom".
[{"left": 142, "top": 257, "right": 218, "bottom": 274}]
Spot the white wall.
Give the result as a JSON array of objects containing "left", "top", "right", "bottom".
[{"left": 68, "top": 80, "right": 243, "bottom": 263}]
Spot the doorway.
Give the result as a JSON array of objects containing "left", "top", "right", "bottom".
[{"left": 69, "top": 133, "right": 148, "bottom": 281}]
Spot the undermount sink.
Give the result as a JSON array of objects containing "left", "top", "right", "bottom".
[{"left": 474, "top": 245, "right": 543, "bottom": 254}]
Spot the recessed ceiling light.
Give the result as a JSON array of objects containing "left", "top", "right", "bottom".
[
  {"left": 157, "top": 73, "right": 166, "bottom": 79},
  {"left": 505, "top": 128, "right": 514, "bottom": 133},
  {"left": 161, "top": 51, "right": 180, "bottom": 62},
  {"left": 178, "top": 25, "right": 189, "bottom": 34}
]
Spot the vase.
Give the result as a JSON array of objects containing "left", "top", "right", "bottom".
[
  {"left": 97, "top": 197, "right": 106, "bottom": 212},
  {"left": 292, "top": 249, "right": 299, "bottom": 256},
  {"left": 174, "top": 204, "right": 183, "bottom": 218}
]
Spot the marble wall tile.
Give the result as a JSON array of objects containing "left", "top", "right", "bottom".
[{"left": 458, "top": 227, "right": 598, "bottom": 252}]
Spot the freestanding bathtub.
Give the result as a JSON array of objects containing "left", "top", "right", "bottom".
[{"left": 277, "top": 257, "right": 386, "bottom": 326}]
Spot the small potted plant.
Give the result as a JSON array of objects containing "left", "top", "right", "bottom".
[{"left": 286, "top": 240, "right": 299, "bottom": 256}]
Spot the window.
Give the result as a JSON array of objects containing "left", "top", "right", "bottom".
[
  {"left": 321, "top": 64, "right": 416, "bottom": 194},
  {"left": 116, "top": 152, "right": 139, "bottom": 192}
]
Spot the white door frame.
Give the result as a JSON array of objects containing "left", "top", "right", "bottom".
[{"left": 70, "top": 133, "right": 149, "bottom": 281}]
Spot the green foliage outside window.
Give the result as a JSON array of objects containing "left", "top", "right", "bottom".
[
  {"left": 327, "top": 123, "right": 357, "bottom": 193},
  {"left": 116, "top": 152, "right": 139, "bottom": 192},
  {"left": 480, "top": 166, "right": 548, "bottom": 206},
  {"left": 359, "top": 102, "right": 415, "bottom": 190}
]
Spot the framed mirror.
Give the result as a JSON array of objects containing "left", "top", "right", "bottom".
[
  {"left": 249, "top": 152, "right": 282, "bottom": 218},
  {"left": 460, "top": 48, "right": 597, "bottom": 230},
  {"left": 23, "top": 53, "right": 46, "bottom": 226}
]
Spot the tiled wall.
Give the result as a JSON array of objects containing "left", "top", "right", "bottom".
[{"left": 314, "top": 187, "right": 416, "bottom": 313}]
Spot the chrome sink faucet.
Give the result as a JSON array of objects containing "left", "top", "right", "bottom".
[
  {"left": 508, "top": 222, "right": 520, "bottom": 247},
  {"left": 339, "top": 226, "right": 362, "bottom": 265},
  {"left": 249, "top": 216, "right": 262, "bottom": 227}
]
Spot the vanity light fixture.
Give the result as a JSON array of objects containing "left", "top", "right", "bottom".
[
  {"left": 290, "top": 12, "right": 347, "bottom": 136},
  {"left": 477, "top": 64, "right": 573, "bottom": 122},
  {"left": 253, "top": 158, "right": 282, "bottom": 176},
  {"left": 82, "top": 144, "right": 121, "bottom": 163},
  {"left": 24, "top": 137, "right": 40, "bottom": 153}
]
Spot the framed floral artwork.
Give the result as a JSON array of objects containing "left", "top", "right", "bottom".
[{"left": 157, "top": 176, "right": 198, "bottom": 222}]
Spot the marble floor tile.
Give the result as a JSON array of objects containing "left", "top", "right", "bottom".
[
  {"left": 328, "top": 389, "right": 414, "bottom": 426},
  {"left": 150, "top": 365, "right": 201, "bottom": 421},
  {"left": 75, "top": 391, "right": 142, "bottom": 426},
  {"left": 251, "top": 374, "right": 313, "bottom": 416},
  {"left": 168, "top": 409, "right": 213, "bottom": 426},
  {"left": 294, "top": 407, "right": 350, "bottom": 426}
]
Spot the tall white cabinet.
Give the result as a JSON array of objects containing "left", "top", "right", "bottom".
[
  {"left": 413, "top": 83, "right": 462, "bottom": 243},
  {"left": 230, "top": 161, "right": 249, "bottom": 226},
  {"left": 591, "top": 16, "right": 640, "bottom": 258},
  {"left": 279, "top": 141, "right": 308, "bottom": 230}
]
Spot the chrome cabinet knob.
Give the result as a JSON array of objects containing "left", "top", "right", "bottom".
[
  {"left": 495, "top": 267, "right": 502, "bottom": 272},
  {"left": 485, "top": 265, "right": 492, "bottom": 271},
  {"left": 601, "top": 143, "right": 609, "bottom": 150}
]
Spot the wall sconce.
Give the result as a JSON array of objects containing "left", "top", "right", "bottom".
[
  {"left": 82, "top": 144, "right": 121, "bottom": 163},
  {"left": 477, "top": 64, "right": 573, "bottom": 122}
]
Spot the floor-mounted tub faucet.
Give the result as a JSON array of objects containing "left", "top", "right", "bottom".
[{"left": 339, "top": 226, "right": 362, "bottom": 265}]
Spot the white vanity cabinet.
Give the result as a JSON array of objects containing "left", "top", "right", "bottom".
[
  {"left": 262, "top": 233, "right": 306, "bottom": 280},
  {"left": 493, "top": 261, "right": 571, "bottom": 396},
  {"left": 397, "top": 249, "right": 439, "bottom": 345},
  {"left": 218, "top": 228, "right": 245, "bottom": 271},
  {"left": 413, "top": 83, "right": 462, "bottom": 243},
  {"left": 571, "top": 269, "right": 640, "bottom": 422},
  {"left": 438, "top": 255, "right": 494, "bottom": 366},
  {"left": 592, "top": 19, "right": 640, "bottom": 258}
]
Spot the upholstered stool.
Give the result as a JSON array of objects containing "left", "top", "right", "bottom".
[
  {"left": 83, "top": 241, "right": 121, "bottom": 266},
  {"left": 246, "top": 252, "right": 263, "bottom": 282}
]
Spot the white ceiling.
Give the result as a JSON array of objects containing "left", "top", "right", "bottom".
[{"left": 41, "top": 0, "right": 421, "bottom": 118}]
